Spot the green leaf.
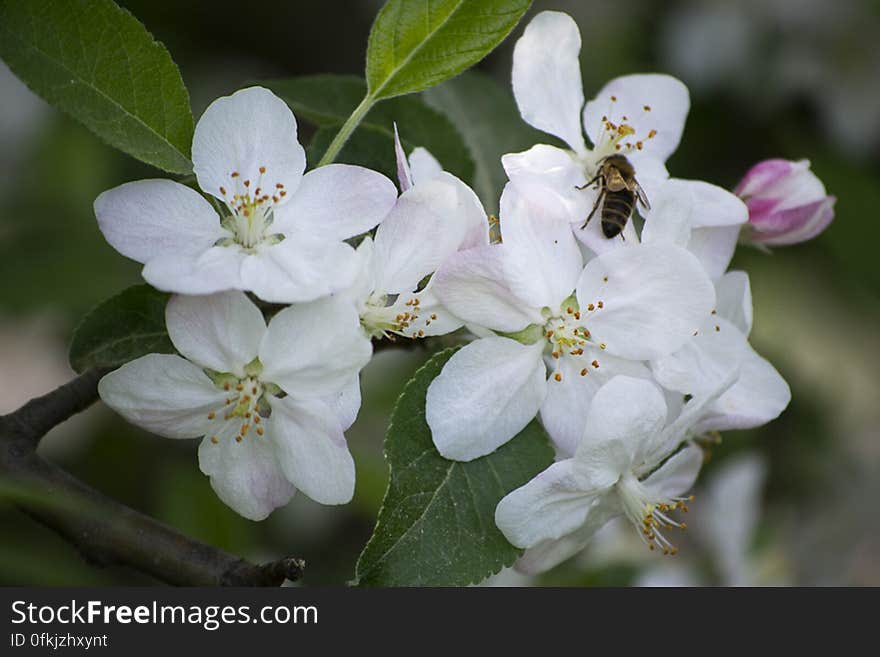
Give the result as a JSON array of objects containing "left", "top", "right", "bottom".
[
  {"left": 69, "top": 285, "right": 173, "bottom": 373},
  {"left": 265, "top": 75, "right": 474, "bottom": 183},
  {"left": 355, "top": 347, "right": 554, "bottom": 586},
  {"left": 425, "top": 71, "right": 553, "bottom": 214},
  {"left": 365, "top": 0, "right": 532, "bottom": 101},
  {"left": 0, "top": 0, "right": 193, "bottom": 173}
]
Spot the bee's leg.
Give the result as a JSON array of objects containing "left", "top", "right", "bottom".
[
  {"left": 575, "top": 173, "right": 601, "bottom": 191},
  {"left": 580, "top": 189, "right": 604, "bottom": 229}
]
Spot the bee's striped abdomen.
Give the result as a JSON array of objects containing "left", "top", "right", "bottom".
[{"left": 601, "top": 190, "right": 635, "bottom": 238}]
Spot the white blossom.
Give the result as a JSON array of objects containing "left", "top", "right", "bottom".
[
  {"left": 344, "top": 130, "right": 489, "bottom": 341},
  {"left": 496, "top": 375, "right": 730, "bottom": 574},
  {"left": 651, "top": 271, "right": 791, "bottom": 433},
  {"left": 505, "top": 11, "right": 690, "bottom": 253},
  {"left": 426, "top": 184, "right": 715, "bottom": 461},
  {"left": 95, "top": 87, "right": 397, "bottom": 303},
  {"left": 98, "top": 291, "right": 370, "bottom": 520}
]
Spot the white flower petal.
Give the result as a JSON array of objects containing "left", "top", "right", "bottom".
[
  {"left": 260, "top": 296, "right": 371, "bottom": 399},
  {"left": 512, "top": 11, "right": 586, "bottom": 152},
  {"left": 651, "top": 316, "right": 748, "bottom": 397},
  {"left": 687, "top": 225, "right": 741, "bottom": 280},
  {"left": 267, "top": 396, "right": 355, "bottom": 505},
  {"left": 373, "top": 176, "right": 470, "bottom": 295},
  {"left": 408, "top": 147, "right": 444, "bottom": 184},
  {"left": 695, "top": 453, "right": 766, "bottom": 585},
  {"left": 321, "top": 375, "right": 362, "bottom": 431},
  {"left": 198, "top": 424, "right": 295, "bottom": 521},
  {"left": 345, "top": 236, "right": 378, "bottom": 307},
  {"left": 715, "top": 270, "right": 753, "bottom": 335},
  {"left": 583, "top": 74, "right": 690, "bottom": 163},
  {"left": 694, "top": 345, "right": 790, "bottom": 433},
  {"left": 500, "top": 183, "right": 583, "bottom": 311},
  {"left": 98, "top": 354, "right": 225, "bottom": 439},
  {"left": 495, "top": 459, "right": 608, "bottom": 549},
  {"left": 393, "top": 123, "right": 413, "bottom": 191},
  {"left": 433, "top": 245, "right": 543, "bottom": 332},
  {"left": 574, "top": 205, "right": 640, "bottom": 256},
  {"left": 514, "top": 501, "right": 617, "bottom": 574},
  {"left": 426, "top": 338, "right": 547, "bottom": 461},
  {"left": 643, "top": 443, "right": 703, "bottom": 499},
  {"left": 578, "top": 376, "right": 667, "bottom": 467},
  {"left": 642, "top": 178, "right": 746, "bottom": 248},
  {"left": 274, "top": 164, "right": 397, "bottom": 241},
  {"left": 636, "top": 564, "right": 701, "bottom": 587},
  {"left": 95, "top": 180, "right": 225, "bottom": 263},
  {"left": 638, "top": 180, "right": 694, "bottom": 248},
  {"left": 165, "top": 291, "right": 266, "bottom": 376},
  {"left": 141, "top": 246, "right": 247, "bottom": 296},
  {"left": 577, "top": 244, "right": 715, "bottom": 360},
  {"left": 541, "top": 355, "right": 652, "bottom": 458},
  {"left": 689, "top": 182, "right": 749, "bottom": 229},
  {"left": 193, "top": 86, "right": 305, "bottom": 202},
  {"left": 447, "top": 172, "right": 491, "bottom": 249},
  {"left": 239, "top": 232, "right": 360, "bottom": 303},
  {"left": 502, "top": 144, "right": 590, "bottom": 222},
  {"left": 640, "top": 179, "right": 746, "bottom": 282}
]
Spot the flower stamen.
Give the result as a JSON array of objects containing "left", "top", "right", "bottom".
[{"left": 617, "top": 471, "right": 693, "bottom": 555}]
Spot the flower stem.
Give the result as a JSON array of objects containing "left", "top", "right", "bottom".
[{"left": 317, "top": 94, "right": 375, "bottom": 167}]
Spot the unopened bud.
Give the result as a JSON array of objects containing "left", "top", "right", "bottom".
[{"left": 735, "top": 159, "right": 835, "bottom": 247}]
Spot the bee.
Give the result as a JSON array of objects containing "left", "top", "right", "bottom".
[{"left": 578, "top": 154, "right": 650, "bottom": 238}]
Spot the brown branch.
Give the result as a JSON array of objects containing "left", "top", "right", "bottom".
[{"left": 0, "top": 369, "right": 304, "bottom": 586}]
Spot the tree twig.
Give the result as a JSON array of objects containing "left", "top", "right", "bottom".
[{"left": 0, "top": 369, "right": 304, "bottom": 586}]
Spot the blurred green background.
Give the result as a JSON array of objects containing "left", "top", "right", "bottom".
[{"left": 1, "top": 0, "right": 878, "bottom": 586}]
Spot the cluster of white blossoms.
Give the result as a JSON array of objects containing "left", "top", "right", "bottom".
[
  {"left": 95, "top": 87, "right": 486, "bottom": 520},
  {"left": 95, "top": 10, "right": 827, "bottom": 571}
]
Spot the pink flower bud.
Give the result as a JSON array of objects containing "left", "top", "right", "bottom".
[{"left": 734, "top": 159, "right": 835, "bottom": 246}]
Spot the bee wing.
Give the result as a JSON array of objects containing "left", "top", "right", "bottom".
[{"left": 634, "top": 181, "right": 650, "bottom": 210}]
